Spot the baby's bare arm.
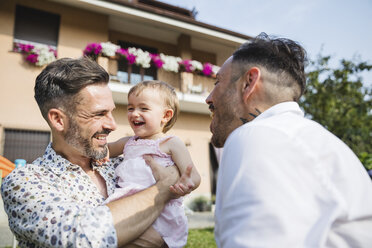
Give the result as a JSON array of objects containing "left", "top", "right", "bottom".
[
  {"left": 166, "top": 137, "right": 201, "bottom": 195},
  {"left": 108, "top": 136, "right": 131, "bottom": 158}
]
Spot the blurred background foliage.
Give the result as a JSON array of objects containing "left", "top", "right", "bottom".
[{"left": 300, "top": 55, "right": 372, "bottom": 175}]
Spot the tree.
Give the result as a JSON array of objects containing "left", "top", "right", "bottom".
[{"left": 299, "top": 55, "right": 372, "bottom": 172}]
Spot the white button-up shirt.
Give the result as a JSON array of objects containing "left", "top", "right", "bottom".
[
  {"left": 215, "top": 102, "right": 372, "bottom": 248},
  {"left": 1, "top": 143, "right": 123, "bottom": 248}
]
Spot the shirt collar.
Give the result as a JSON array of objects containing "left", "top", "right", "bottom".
[
  {"left": 37, "top": 143, "right": 103, "bottom": 176},
  {"left": 253, "top": 101, "right": 304, "bottom": 122}
]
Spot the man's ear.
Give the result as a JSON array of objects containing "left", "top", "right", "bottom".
[
  {"left": 162, "top": 109, "right": 174, "bottom": 123},
  {"left": 48, "top": 108, "right": 68, "bottom": 132},
  {"left": 242, "top": 67, "right": 261, "bottom": 103}
]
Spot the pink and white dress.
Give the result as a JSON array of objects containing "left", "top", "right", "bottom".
[{"left": 104, "top": 136, "right": 188, "bottom": 248}]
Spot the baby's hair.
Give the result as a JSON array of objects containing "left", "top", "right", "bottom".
[{"left": 128, "top": 80, "right": 179, "bottom": 133}]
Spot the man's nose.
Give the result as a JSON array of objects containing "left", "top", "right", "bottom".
[
  {"left": 205, "top": 91, "right": 213, "bottom": 105},
  {"left": 103, "top": 112, "right": 117, "bottom": 131}
]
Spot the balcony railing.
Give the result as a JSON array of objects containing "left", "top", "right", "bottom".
[{"left": 98, "top": 57, "right": 214, "bottom": 114}]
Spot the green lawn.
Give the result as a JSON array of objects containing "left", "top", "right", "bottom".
[
  {"left": 186, "top": 228, "right": 216, "bottom": 248},
  {"left": 0, "top": 228, "right": 216, "bottom": 248}
]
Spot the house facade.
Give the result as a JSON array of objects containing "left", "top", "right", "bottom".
[{"left": 0, "top": 0, "right": 250, "bottom": 201}]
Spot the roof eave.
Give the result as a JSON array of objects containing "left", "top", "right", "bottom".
[{"left": 51, "top": 0, "right": 251, "bottom": 45}]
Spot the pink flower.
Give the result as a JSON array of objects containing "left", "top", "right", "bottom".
[
  {"left": 83, "top": 43, "right": 102, "bottom": 57},
  {"left": 48, "top": 47, "right": 58, "bottom": 58},
  {"left": 150, "top": 54, "right": 164, "bottom": 68},
  {"left": 53, "top": 49, "right": 58, "bottom": 58},
  {"left": 116, "top": 48, "right": 136, "bottom": 64},
  {"left": 22, "top": 44, "right": 34, "bottom": 53},
  {"left": 127, "top": 54, "right": 136, "bottom": 64},
  {"left": 202, "top": 63, "right": 213, "bottom": 76},
  {"left": 179, "top": 59, "right": 193, "bottom": 72},
  {"left": 14, "top": 43, "right": 35, "bottom": 53},
  {"left": 116, "top": 48, "right": 128, "bottom": 57},
  {"left": 26, "top": 53, "right": 38, "bottom": 64}
]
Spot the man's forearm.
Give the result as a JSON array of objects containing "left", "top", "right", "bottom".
[{"left": 107, "top": 182, "right": 171, "bottom": 247}]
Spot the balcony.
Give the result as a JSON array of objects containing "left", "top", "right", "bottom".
[{"left": 99, "top": 57, "right": 214, "bottom": 115}]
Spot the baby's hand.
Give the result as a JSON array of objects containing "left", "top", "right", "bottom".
[{"left": 170, "top": 165, "right": 195, "bottom": 196}]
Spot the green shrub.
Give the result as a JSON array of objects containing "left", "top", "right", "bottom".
[
  {"left": 189, "top": 196, "right": 212, "bottom": 212},
  {"left": 359, "top": 152, "right": 372, "bottom": 171}
]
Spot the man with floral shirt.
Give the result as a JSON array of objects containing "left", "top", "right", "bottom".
[{"left": 1, "top": 57, "right": 179, "bottom": 247}]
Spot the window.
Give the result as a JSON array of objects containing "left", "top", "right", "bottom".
[
  {"left": 13, "top": 5, "right": 60, "bottom": 47},
  {"left": 3, "top": 129, "right": 51, "bottom": 163},
  {"left": 117, "top": 41, "right": 157, "bottom": 85},
  {"left": 209, "top": 142, "right": 222, "bottom": 198}
]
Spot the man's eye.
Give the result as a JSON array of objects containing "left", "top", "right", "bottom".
[
  {"left": 128, "top": 108, "right": 134, "bottom": 111},
  {"left": 141, "top": 108, "right": 149, "bottom": 111}
]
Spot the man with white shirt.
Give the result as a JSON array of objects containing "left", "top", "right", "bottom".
[{"left": 206, "top": 33, "right": 372, "bottom": 247}]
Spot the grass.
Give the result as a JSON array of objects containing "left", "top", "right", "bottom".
[
  {"left": 186, "top": 227, "right": 217, "bottom": 248},
  {"left": 0, "top": 228, "right": 216, "bottom": 248}
]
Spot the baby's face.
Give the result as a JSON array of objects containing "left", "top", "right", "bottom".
[{"left": 127, "top": 88, "right": 168, "bottom": 140}]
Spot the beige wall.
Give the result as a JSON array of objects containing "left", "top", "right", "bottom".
[
  {"left": 192, "top": 49, "right": 216, "bottom": 65},
  {"left": 0, "top": 1, "right": 48, "bottom": 131},
  {"left": 110, "top": 30, "right": 178, "bottom": 56},
  {"left": 0, "top": 0, "right": 108, "bottom": 131},
  {"left": 58, "top": 3, "right": 109, "bottom": 58}
]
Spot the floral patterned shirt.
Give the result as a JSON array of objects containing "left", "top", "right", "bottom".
[{"left": 1, "top": 143, "right": 123, "bottom": 248}]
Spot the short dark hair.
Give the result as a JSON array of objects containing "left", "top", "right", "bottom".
[
  {"left": 34, "top": 57, "right": 109, "bottom": 119},
  {"left": 232, "top": 32, "right": 307, "bottom": 101}
]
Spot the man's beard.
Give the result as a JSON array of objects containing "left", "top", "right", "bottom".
[
  {"left": 211, "top": 113, "right": 233, "bottom": 148},
  {"left": 211, "top": 92, "right": 239, "bottom": 148},
  {"left": 64, "top": 117, "right": 109, "bottom": 160}
]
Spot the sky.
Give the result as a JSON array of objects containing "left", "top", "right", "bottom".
[{"left": 159, "top": 0, "right": 372, "bottom": 85}]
